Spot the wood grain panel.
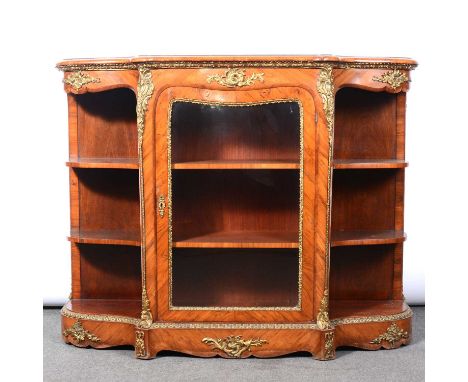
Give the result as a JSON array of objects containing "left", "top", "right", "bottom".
[
  {"left": 329, "top": 245, "right": 394, "bottom": 300},
  {"left": 79, "top": 244, "right": 141, "bottom": 299},
  {"left": 75, "top": 88, "right": 137, "bottom": 159},
  {"left": 76, "top": 169, "right": 139, "bottom": 234},
  {"left": 331, "top": 170, "right": 396, "bottom": 231},
  {"left": 334, "top": 88, "right": 397, "bottom": 160}
]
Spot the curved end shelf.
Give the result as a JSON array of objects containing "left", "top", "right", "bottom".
[
  {"left": 68, "top": 229, "right": 141, "bottom": 246},
  {"left": 333, "top": 159, "right": 408, "bottom": 170},
  {"left": 67, "top": 158, "right": 139, "bottom": 169},
  {"left": 331, "top": 230, "right": 406, "bottom": 247}
]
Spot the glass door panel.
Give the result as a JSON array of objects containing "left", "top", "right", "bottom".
[{"left": 170, "top": 100, "right": 301, "bottom": 309}]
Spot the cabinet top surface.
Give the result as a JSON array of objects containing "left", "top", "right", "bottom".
[{"left": 56, "top": 55, "right": 417, "bottom": 70}]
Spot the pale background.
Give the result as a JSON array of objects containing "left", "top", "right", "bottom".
[{"left": 2, "top": 0, "right": 467, "bottom": 377}]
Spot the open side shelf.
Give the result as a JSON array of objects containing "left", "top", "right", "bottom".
[
  {"left": 331, "top": 230, "right": 406, "bottom": 247},
  {"left": 67, "top": 157, "right": 138, "bottom": 169},
  {"left": 69, "top": 229, "right": 141, "bottom": 246},
  {"left": 333, "top": 159, "right": 408, "bottom": 169},
  {"left": 66, "top": 299, "right": 141, "bottom": 318},
  {"left": 75, "top": 244, "right": 142, "bottom": 300},
  {"left": 329, "top": 299, "right": 408, "bottom": 320}
]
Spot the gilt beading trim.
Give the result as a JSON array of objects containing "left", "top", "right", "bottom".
[
  {"left": 166, "top": 99, "right": 304, "bottom": 311},
  {"left": 332, "top": 308, "right": 413, "bottom": 326},
  {"left": 61, "top": 305, "right": 412, "bottom": 329},
  {"left": 57, "top": 60, "right": 417, "bottom": 72}
]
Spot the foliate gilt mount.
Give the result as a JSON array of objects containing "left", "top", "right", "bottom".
[
  {"left": 202, "top": 335, "right": 267, "bottom": 358},
  {"left": 63, "top": 320, "right": 100, "bottom": 343},
  {"left": 370, "top": 322, "right": 409, "bottom": 348},
  {"left": 372, "top": 69, "right": 409, "bottom": 89},
  {"left": 207, "top": 68, "right": 264, "bottom": 87},
  {"left": 63, "top": 71, "right": 100, "bottom": 90}
]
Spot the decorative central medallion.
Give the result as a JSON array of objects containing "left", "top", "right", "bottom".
[
  {"left": 202, "top": 335, "right": 267, "bottom": 358},
  {"left": 63, "top": 71, "right": 100, "bottom": 90},
  {"left": 370, "top": 322, "right": 409, "bottom": 347},
  {"left": 372, "top": 70, "right": 408, "bottom": 89},
  {"left": 62, "top": 320, "right": 100, "bottom": 343},
  {"left": 207, "top": 68, "right": 264, "bottom": 87}
]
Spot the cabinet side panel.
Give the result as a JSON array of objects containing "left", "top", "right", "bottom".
[{"left": 393, "top": 93, "right": 407, "bottom": 298}]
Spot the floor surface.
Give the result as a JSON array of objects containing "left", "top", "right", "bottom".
[{"left": 44, "top": 306, "right": 424, "bottom": 382}]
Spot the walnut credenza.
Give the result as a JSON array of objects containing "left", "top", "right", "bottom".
[{"left": 58, "top": 55, "right": 417, "bottom": 360}]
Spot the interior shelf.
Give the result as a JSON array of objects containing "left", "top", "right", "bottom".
[
  {"left": 172, "top": 230, "right": 299, "bottom": 249},
  {"left": 172, "top": 160, "right": 300, "bottom": 170},
  {"left": 329, "top": 299, "right": 408, "bottom": 320},
  {"left": 172, "top": 170, "right": 299, "bottom": 246},
  {"left": 333, "top": 159, "right": 407, "bottom": 170},
  {"left": 331, "top": 230, "right": 406, "bottom": 247},
  {"left": 67, "top": 157, "right": 138, "bottom": 169},
  {"left": 66, "top": 299, "right": 141, "bottom": 318},
  {"left": 172, "top": 248, "right": 299, "bottom": 307},
  {"left": 69, "top": 229, "right": 141, "bottom": 246}
]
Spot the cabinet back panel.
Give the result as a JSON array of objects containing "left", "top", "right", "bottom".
[
  {"left": 172, "top": 170, "right": 299, "bottom": 239},
  {"left": 171, "top": 101, "right": 300, "bottom": 162},
  {"left": 79, "top": 244, "right": 141, "bottom": 299},
  {"left": 332, "top": 170, "right": 396, "bottom": 231},
  {"left": 334, "top": 88, "right": 396, "bottom": 159},
  {"left": 329, "top": 245, "right": 394, "bottom": 300},
  {"left": 172, "top": 248, "right": 298, "bottom": 307},
  {"left": 76, "top": 169, "right": 140, "bottom": 233},
  {"left": 75, "top": 88, "right": 137, "bottom": 159}
]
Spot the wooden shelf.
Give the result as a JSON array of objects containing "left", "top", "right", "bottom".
[
  {"left": 173, "top": 230, "right": 299, "bottom": 249},
  {"left": 329, "top": 299, "right": 409, "bottom": 319},
  {"left": 172, "top": 160, "right": 300, "bottom": 170},
  {"left": 68, "top": 229, "right": 141, "bottom": 246},
  {"left": 67, "top": 157, "right": 138, "bottom": 169},
  {"left": 331, "top": 230, "right": 406, "bottom": 247},
  {"left": 333, "top": 159, "right": 408, "bottom": 169},
  {"left": 66, "top": 299, "right": 141, "bottom": 318}
]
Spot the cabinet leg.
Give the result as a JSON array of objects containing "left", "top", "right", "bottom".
[
  {"left": 314, "top": 329, "right": 336, "bottom": 361},
  {"left": 135, "top": 329, "right": 152, "bottom": 359}
]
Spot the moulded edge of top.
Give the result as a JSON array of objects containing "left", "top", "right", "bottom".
[{"left": 56, "top": 55, "right": 418, "bottom": 70}]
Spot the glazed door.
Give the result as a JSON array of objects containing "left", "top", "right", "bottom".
[{"left": 152, "top": 69, "right": 328, "bottom": 322}]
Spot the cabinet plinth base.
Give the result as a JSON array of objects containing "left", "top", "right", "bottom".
[{"left": 61, "top": 303, "right": 412, "bottom": 360}]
